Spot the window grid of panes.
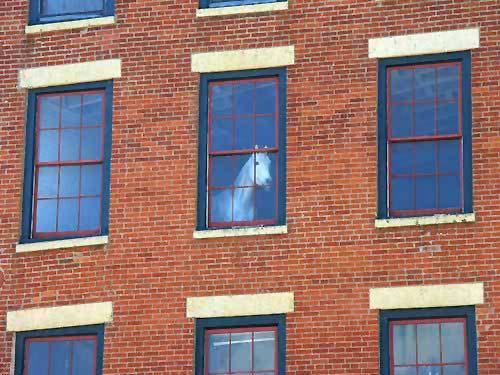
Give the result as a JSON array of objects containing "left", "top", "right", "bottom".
[
  {"left": 33, "top": 91, "right": 105, "bottom": 238},
  {"left": 205, "top": 327, "right": 278, "bottom": 375},
  {"left": 24, "top": 335, "right": 97, "bottom": 375},
  {"left": 389, "top": 318, "right": 468, "bottom": 375},
  {"left": 387, "top": 62, "right": 463, "bottom": 217},
  {"left": 208, "top": 77, "right": 279, "bottom": 228},
  {"left": 40, "top": 0, "right": 105, "bottom": 18}
]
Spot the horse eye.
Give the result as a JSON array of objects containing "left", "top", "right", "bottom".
[{"left": 256, "top": 162, "right": 260, "bottom": 166}]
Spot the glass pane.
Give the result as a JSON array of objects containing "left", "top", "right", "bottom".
[
  {"left": 438, "top": 102, "right": 459, "bottom": 135},
  {"left": 416, "top": 177, "right": 436, "bottom": 210},
  {"left": 58, "top": 199, "right": 79, "bottom": 232},
  {"left": 255, "top": 116, "right": 276, "bottom": 149},
  {"left": 36, "top": 199, "right": 57, "bottom": 232},
  {"left": 234, "top": 83, "right": 254, "bottom": 116},
  {"left": 211, "top": 118, "right": 232, "bottom": 152},
  {"left": 418, "top": 366, "right": 441, "bottom": 375},
  {"left": 211, "top": 84, "right": 232, "bottom": 117},
  {"left": 51, "top": 340, "right": 72, "bottom": 375},
  {"left": 81, "top": 165, "right": 102, "bottom": 196},
  {"left": 395, "top": 367, "right": 417, "bottom": 375},
  {"left": 79, "top": 197, "right": 101, "bottom": 231},
  {"left": 27, "top": 341, "right": 49, "bottom": 375},
  {"left": 391, "top": 177, "right": 414, "bottom": 211},
  {"left": 234, "top": 117, "right": 253, "bottom": 150},
  {"left": 59, "top": 166, "right": 80, "bottom": 198},
  {"left": 210, "top": 189, "right": 232, "bottom": 223},
  {"left": 443, "top": 366, "right": 465, "bottom": 375},
  {"left": 391, "top": 143, "right": 413, "bottom": 175},
  {"left": 391, "top": 69, "right": 413, "bottom": 102},
  {"left": 38, "top": 130, "right": 59, "bottom": 162},
  {"left": 38, "top": 167, "right": 59, "bottom": 198},
  {"left": 415, "top": 103, "right": 435, "bottom": 136},
  {"left": 73, "top": 340, "right": 95, "bottom": 375},
  {"left": 39, "top": 96, "right": 60, "bottom": 129},
  {"left": 255, "top": 185, "right": 277, "bottom": 221},
  {"left": 82, "top": 94, "right": 103, "bottom": 127},
  {"left": 438, "top": 140, "right": 460, "bottom": 174},
  {"left": 231, "top": 332, "right": 252, "bottom": 372},
  {"left": 60, "top": 129, "right": 80, "bottom": 161},
  {"left": 81, "top": 128, "right": 102, "bottom": 160},
  {"left": 254, "top": 331, "right": 276, "bottom": 371},
  {"left": 42, "top": 0, "right": 103, "bottom": 15},
  {"left": 391, "top": 105, "right": 412, "bottom": 138},
  {"left": 442, "top": 323, "right": 465, "bottom": 363},
  {"left": 255, "top": 81, "right": 277, "bottom": 114},
  {"left": 439, "top": 176, "right": 461, "bottom": 209},
  {"left": 235, "top": 154, "right": 254, "bottom": 187},
  {"left": 233, "top": 187, "right": 254, "bottom": 221},
  {"left": 208, "top": 333, "right": 230, "bottom": 374},
  {"left": 256, "top": 153, "right": 274, "bottom": 186},
  {"left": 415, "top": 67, "right": 436, "bottom": 101},
  {"left": 61, "top": 95, "right": 81, "bottom": 128},
  {"left": 393, "top": 324, "right": 416, "bottom": 366},
  {"left": 211, "top": 156, "right": 233, "bottom": 187},
  {"left": 415, "top": 142, "right": 436, "bottom": 174},
  {"left": 438, "top": 66, "right": 459, "bottom": 101},
  {"left": 417, "top": 324, "right": 440, "bottom": 364}
]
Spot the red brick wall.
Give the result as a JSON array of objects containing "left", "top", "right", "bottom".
[{"left": 0, "top": 0, "right": 498, "bottom": 373}]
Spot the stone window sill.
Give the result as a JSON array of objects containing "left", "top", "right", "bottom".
[
  {"left": 25, "top": 16, "right": 115, "bottom": 35},
  {"left": 196, "top": 2, "right": 288, "bottom": 18},
  {"left": 193, "top": 225, "right": 287, "bottom": 239},
  {"left": 375, "top": 213, "right": 475, "bottom": 228},
  {"left": 16, "top": 235, "right": 109, "bottom": 254}
]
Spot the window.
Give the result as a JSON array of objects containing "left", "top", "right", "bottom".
[
  {"left": 377, "top": 52, "right": 472, "bottom": 219},
  {"left": 15, "top": 325, "right": 104, "bottom": 375},
  {"left": 195, "top": 315, "right": 286, "bottom": 375},
  {"left": 29, "top": 0, "right": 114, "bottom": 25},
  {"left": 197, "top": 69, "right": 286, "bottom": 230},
  {"left": 380, "top": 307, "right": 478, "bottom": 375},
  {"left": 21, "top": 82, "right": 113, "bottom": 243},
  {"left": 200, "top": 0, "right": 285, "bottom": 9}
]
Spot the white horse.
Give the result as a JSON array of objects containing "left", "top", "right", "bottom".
[{"left": 212, "top": 153, "right": 272, "bottom": 223}]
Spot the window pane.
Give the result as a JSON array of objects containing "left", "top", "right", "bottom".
[
  {"left": 255, "top": 116, "right": 276, "bottom": 149},
  {"left": 39, "top": 96, "right": 60, "bottom": 129},
  {"left": 415, "top": 103, "right": 435, "bottom": 137},
  {"left": 255, "top": 81, "right": 277, "bottom": 114},
  {"left": 210, "top": 189, "right": 232, "bottom": 223},
  {"left": 443, "top": 366, "right": 465, "bottom": 375},
  {"left": 38, "top": 130, "right": 59, "bottom": 162},
  {"left": 81, "top": 165, "right": 102, "bottom": 196},
  {"left": 233, "top": 187, "right": 254, "bottom": 221},
  {"left": 211, "top": 84, "right": 232, "bottom": 117},
  {"left": 79, "top": 197, "right": 101, "bottom": 231},
  {"left": 234, "top": 83, "right": 254, "bottom": 116},
  {"left": 58, "top": 199, "right": 79, "bottom": 232},
  {"left": 38, "top": 167, "right": 59, "bottom": 198},
  {"left": 442, "top": 323, "right": 465, "bottom": 363},
  {"left": 42, "top": 0, "right": 103, "bottom": 16},
  {"left": 36, "top": 199, "right": 57, "bottom": 233},
  {"left": 81, "top": 128, "right": 102, "bottom": 160},
  {"left": 254, "top": 331, "right": 276, "bottom": 371},
  {"left": 418, "top": 367, "right": 441, "bottom": 375},
  {"left": 437, "top": 102, "right": 459, "bottom": 135},
  {"left": 59, "top": 166, "right": 80, "bottom": 198},
  {"left": 73, "top": 340, "right": 95, "bottom": 375},
  {"left": 61, "top": 95, "right": 81, "bottom": 128},
  {"left": 393, "top": 324, "right": 416, "bottom": 366},
  {"left": 438, "top": 140, "right": 460, "bottom": 174},
  {"left": 27, "top": 341, "right": 49, "bottom": 375},
  {"left": 391, "top": 69, "right": 413, "bottom": 102},
  {"left": 211, "top": 118, "right": 232, "bottom": 152},
  {"left": 438, "top": 66, "right": 459, "bottom": 101},
  {"left": 51, "top": 340, "right": 72, "bottom": 375},
  {"left": 415, "top": 67, "right": 436, "bottom": 101},
  {"left": 417, "top": 324, "right": 440, "bottom": 364},
  {"left": 255, "top": 185, "right": 277, "bottom": 221},
  {"left": 82, "top": 94, "right": 103, "bottom": 127},
  {"left": 211, "top": 156, "right": 233, "bottom": 187},
  {"left": 391, "top": 105, "right": 412, "bottom": 138},
  {"left": 60, "top": 129, "right": 80, "bottom": 161},
  {"left": 234, "top": 117, "right": 253, "bottom": 150},
  {"left": 256, "top": 153, "right": 274, "bottom": 186},
  {"left": 439, "top": 176, "right": 461, "bottom": 209},
  {"left": 208, "top": 333, "right": 230, "bottom": 374},
  {"left": 235, "top": 154, "right": 255, "bottom": 187},
  {"left": 391, "top": 177, "right": 414, "bottom": 212},
  {"left": 416, "top": 177, "right": 436, "bottom": 210},
  {"left": 395, "top": 367, "right": 417, "bottom": 375},
  {"left": 231, "top": 332, "right": 252, "bottom": 372},
  {"left": 391, "top": 143, "right": 413, "bottom": 175}
]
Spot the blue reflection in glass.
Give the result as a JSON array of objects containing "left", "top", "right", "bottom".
[
  {"left": 415, "top": 103, "right": 435, "bottom": 136},
  {"left": 36, "top": 199, "right": 57, "bottom": 232},
  {"left": 82, "top": 94, "right": 103, "bottom": 127},
  {"left": 42, "top": 0, "right": 103, "bottom": 15},
  {"left": 391, "top": 177, "right": 414, "bottom": 211},
  {"left": 73, "top": 340, "right": 95, "bottom": 375},
  {"left": 38, "top": 166, "right": 59, "bottom": 198},
  {"left": 439, "top": 176, "right": 461, "bottom": 209},
  {"left": 212, "top": 85, "right": 232, "bottom": 117},
  {"left": 393, "top": 324, "right": 416, "bottom": 365},
  {"left": 61, "top": 95, "right": 81, "bottom": 128},
  {"left": 438, "top": 66, "right": 459, "bottom": 101},
  {"left": 208, "top": 333, "right": 230, "bottom": 373},
  {"left": 79, "top": 197, "right": 101, "bottom": 231},
  {"left": 415, "top": 142, "right": 436, "bottom": 174},
  {"left": 255, "top": 116, "right": 276, "bottom": 149},
  {"left": 254, "top": 331, "right": 276, "bottom": 371},
  {"left": 58, "top": 198, "right": 79, "bottom": 232},
  {"left": 234, "top": 117, "right": 253, "bottom": 150},
  {"left": 81, "top": 165, "right": 102, "bottom": 196},
  {"left": 60, "top": 129, "right": 80, "bottom": 161},
  {"left": 415, "top": 68, "right": 436, "bottom": 101},
  {"left": 438, "top": 140, "right": 460, "bottom": 174},
  {"left": 418, "top": 366, "right": 441, "bottom": 375},
  {"left": 417, "top": 323, "right": 440, "bottom": 363},
  {"left": 39, "top": 96, "right": 60, "bottom": 129},
  {"left": 255, "top": 185, "right": 277, "bottom": 221},
  {"left": 391, "top": 69, "right": 413, "bottom": 102},
  {"left": 443, "top": 365, "right": 465, "bottom": 375},
  {"left": 391, "top": 105, "right": 412, "bottom": 138},
  {"left": 211, "top": 119, "right": 232, "bottom": 151},
  {"left": 438, "top": 102, "right": 459, "bottom": 135},
  {"left": 234, "top": 83, "right": 254, "bottom": 116},
  {"left": 51, "top": 340, "right": 72, "bottom": 375},
  {"left": 416, "top": 177, "right": 436, "bottom": 210},
  {"left": 392, "top": 143, "right": 413, "bottom": 175},
  {"left": 27, "top": 341, "right": 49, "bottom": 375},
  {"left": 442, "top": 323, "right": 465, "bottom": 363},
  {"left": 38, "top": 130, "right": 59, "bottom": 162},
  {"left": 231, "top": 332, "right": 252, "bottom": 372},
  {"left": 255, "top": 81, "right": 277, "bottom": 114},
  {"left": 59, "top": 166, "right": 80, "bottom": 198},
  {"left": 81, "top": 128, "right": 101, "bottom": 160},
  {"left": 395, "top": 367, "right": 417, "bottom": 375},
  {"left": 212, "top": 156, "right": 233, "bottom": 187},
  {"left": 210, "top": 189, "right": 232, "bottom": 223}
]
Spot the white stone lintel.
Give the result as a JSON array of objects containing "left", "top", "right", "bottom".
[
  {"left": 368, "top": 28, "right": 480, "bottom": 58},
  {"left": 16, "top": 235, "right": 109, "bottom": 254},
  {"left": 375, "top": 213, "right": 475, "bottom": 228},
  {"left": 25, "top": 16, "right": 115, "bottom": 34},
  {"left": 187, "top": 292, "right": 294, "bottom": 318},
  {"left": 7, "top": 302, "right": 113, "bottom": 332},
  {"left": 370, "top": 283, "right": 484, "bottom": 310},
  {"left": 197, "top": 2, "right": 288, "bottom": 18},
  {"left": 193, "top": 225, "right": 287, "bottom": 239}
]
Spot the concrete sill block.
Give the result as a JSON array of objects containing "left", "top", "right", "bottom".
[
  {"left": 375, "top": 213, "right": 475, "bottom": 228},
  {"left": 193, "top": 225, "right": 287, "bottom": 239},
  {"left": 196, "top": 2, "right": 288, "bottom": 18},
  {"left": 25, "top": 16, "right": 116, "bottom": 34},
  {"left": 16, "top": 235, "right": 109, "bottom": 254}
]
